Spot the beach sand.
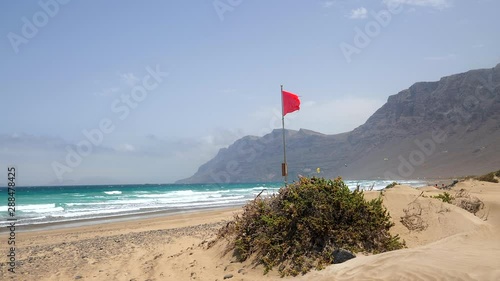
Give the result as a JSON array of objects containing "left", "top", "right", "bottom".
[
  {"left": 1, "top": 179, "right": 499, "bottom": 281},
  {"left": 300, "top": 179, "right": 500, "bottom": 281}
]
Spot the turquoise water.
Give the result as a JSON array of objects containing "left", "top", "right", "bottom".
[{"left": 0, "top": 180, "right": 425, "bottom": 227}]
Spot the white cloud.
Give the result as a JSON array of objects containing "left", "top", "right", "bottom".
[
  {"left": 323, "top": 1, "right": 335, "bottom": 8},
  {"left": 119, "top": 72, "right": 140, "bottom": 86},
  {"left": 93, "top": 87, "right": 120, "bottom": 97},
  {"left": 0, "top": 96, "right": 385, "bottom": 185},
  {"left": 92, "top": 71, "right": 141, "bottom": 97},
  {"left": 0, "top": 132, "right": 239, "bottom": 185},
  {"left": 93, "top": 71, "right": 141, "bottom": 97},
  {"left": 349, "top": 7, "right": 368, "bottom": 19},
  {"left": 245, "top": 97, "right": 385, "bottom": 136},
  {"left": 287, "top": 97, "right": 385, "bottom": 134},
  {"left": 424, "top": 53, "right": 456, "bottom": 61},
  {"left": 201, "top": 128, "right": 243, "bottom": 147},
  {"left": 115, "top": 143, "right": 135, "bottom": 152},
  {"left": 0, "top": 134, "right": 72, "bottom": 185},
  {"left": 383, "top": 0, "right": 452, "bottom": 9}
]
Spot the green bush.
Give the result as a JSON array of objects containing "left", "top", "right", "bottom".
[
  {"left": 476, "top": 172, "right": 499, "bottom": 183},
  {"left": 495, "top": 170, "right": 500, "bottom": 177},
  {"left": 433, "top": 192, "right": 454, "bottom": 204},
  {"left": 385, "top": 182, "right": 399, "bottom": 189},
  {"left": 214, "top": 177, "right": 405, "bottom": 277}
]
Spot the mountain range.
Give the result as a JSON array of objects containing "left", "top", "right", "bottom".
[{"left": 177, "top": 64, "right": 500, "bottom": 183}]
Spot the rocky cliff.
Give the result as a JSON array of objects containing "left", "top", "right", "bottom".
[{"left": 177, "top": 64, "right": 500, "bottom": 183}]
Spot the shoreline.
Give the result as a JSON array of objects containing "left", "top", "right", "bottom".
[
  {"left": 0, "top": 205, "right": 242, "bottom": 234},
  {"left": 1, "top": 181, "right": 434, "bottom": 233},
  {"left": 1, "top": 180, "right": 429, "bottom": 232},
  {"left": 0, "top": 206, "right": 245, "bottom": 281}
]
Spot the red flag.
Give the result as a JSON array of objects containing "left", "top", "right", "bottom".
[{"left": 282, "top": 90, "right": 300, "bottom": 116}]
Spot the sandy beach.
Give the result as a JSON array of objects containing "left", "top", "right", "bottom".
[{"left": 1, "top": 179, "right": 500, "bottom": 281}]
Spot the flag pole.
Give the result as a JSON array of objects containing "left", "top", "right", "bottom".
[{"left": 281, "top": 85, "right": 288, "bottom": 186}]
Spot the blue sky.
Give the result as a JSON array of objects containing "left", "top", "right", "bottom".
[{"left": 1, "top": 0, "right": 499, "bottom": 185}]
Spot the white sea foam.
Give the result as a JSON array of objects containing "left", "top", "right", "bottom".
[
  {"left": 57, "top": 207, "right": 142, "bottom": 218},
  {"left": 156, "top": 195, "right": 246, "bottom": 204},
  {"left": 3, "top": 181, "right": 428, "bottom": 227},
  {"left": 4, "top": 203, "right": 66, "bottom": 214},
  {"left": 19, "top": 203, "right": 56, "bottom": 210},
  {"left": 165, "top": 198, "right": 249, "bottom": 208},
  {"left": 1, "top": 186, "right": 267, "bottom": 226},
  {"left": 104, "top": 191, "right": 122, "bottom": 195},
  {"left": 65, "top": 199, "right": 151, "bottom": 207},
  {"left": 345, "top": 180, "right": 426, "bottom": 191},
  {"left": 135, "top": 190, "right": 240, "bottom": 200}
]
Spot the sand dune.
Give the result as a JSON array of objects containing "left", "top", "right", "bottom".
[
  {"left": 1, "top": 180, "right": 499, "bottom": 281},
  {"left": 300, "top": 180, "right": 500, "bottom": 281}
]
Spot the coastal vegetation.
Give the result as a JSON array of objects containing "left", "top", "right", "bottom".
[
  {"left": 433, "top": 192, "right": 454, "bottom": 204},
  {"left": 475, "top": 171, "right": 499, "bottom": 183},
  {"left": 212, "top": 177, "right": 405, "bottom": 277},
  {"left": 454, "top": 189, "right": 485, "bottom": 215},
  {"left": 461, "top": 169, "right": 500, "bottom": 183},
  {"left": 432, "top": 189, "right": 485, "bottom": 216},
  {"left": 385, "top": 182, "right": 399, "bottom": 189}
]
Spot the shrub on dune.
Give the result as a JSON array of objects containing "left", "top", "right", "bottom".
[
  {"left": 385, "top": 182, "right": 399, "bottom": 189},
  {"left": 476, "top": 172, "right": 499, "bottom": 183},
  {"left": 212, "top": 177, "right": 405, "bottom": 277}
]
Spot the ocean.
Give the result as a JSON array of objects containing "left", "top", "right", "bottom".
[{"left": 0, "top": 180, "right": 425, "bottom": 228}]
